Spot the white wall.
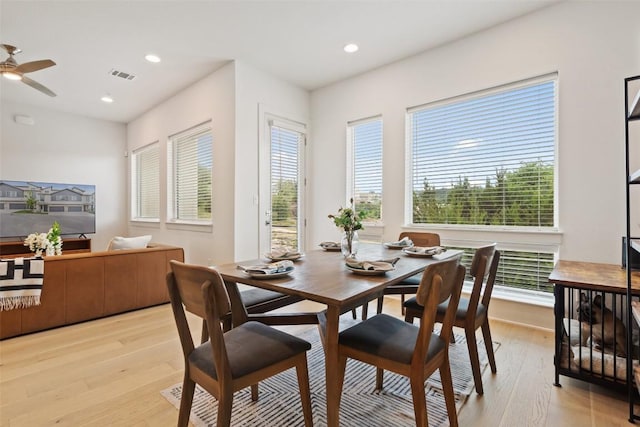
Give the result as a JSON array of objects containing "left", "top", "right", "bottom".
[
  {"left": 0, "top": 101, "right": 127, "bottom": 251},
  {"left": 309, "top": 1, "right": 640, "bottom": 264},
  {"left": 234, "top": 60, "right": 310, "bottom": 261},
  {"left": 127, "top": 61, "right": 310, "bottom": 265},
  {"left": 127, "top": 62, "right": 236, "bottom": 266}
]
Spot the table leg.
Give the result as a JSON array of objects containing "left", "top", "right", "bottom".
[{"left": 324, "top": 305, "right": 341, "bottom": 427}]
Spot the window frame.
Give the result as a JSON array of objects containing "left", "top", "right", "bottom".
[
  {"left": 346, "top": 115, "right": 384, "bottom": 225},
  {"left": 404, "top": 73, "right": 559, "bottom": 232},
  {"left": 167, "top": 121, "right": 213, "bottom": 227},
  {"left": 130, "top": 141, "right": 160, "bottom": 223}
]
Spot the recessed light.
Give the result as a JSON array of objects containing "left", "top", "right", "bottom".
[
  {"left": 145, "top": 54, "right": 161, "bottom": 63},
  {"left": 343, "top": 43, "right": 359, "bottom": 53},
  {"left": 101, "top": 95, "right": 114, "bottom": 103}
]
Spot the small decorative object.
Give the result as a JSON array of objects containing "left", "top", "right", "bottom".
[
  {"left": 46, "top": 221, "right": 63, "bottom": 256},
  {"left": 24, "top": 232, "right": 50, "bottom": 257},
  {"left": 328, "top": 198, "right": 365, "bottom": 258}
]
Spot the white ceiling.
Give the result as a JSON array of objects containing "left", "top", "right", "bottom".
[{"left": 0, "top": 1, "right": 557, "bottom": 123}]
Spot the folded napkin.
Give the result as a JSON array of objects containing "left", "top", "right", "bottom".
[
  {"left": 385, "top": 236, "right": 413, "bottom": 247},
  {"left": 404, "top": 246, "right": 446, "bottom": 255},
  {"left": 345, "top": 257, "right": 400, "bottom": 271},
  {"left": 239, "top": 260, "right": 294, "bottom": 275},
  {"left": 433, "top": 249, "right": 464, "bottom": 260},
  {"left": 319, "top": 241, "right": 340, "bottom": 249},
  {"left": 265, "top": 248, "right": 301, "bottom": 259}
]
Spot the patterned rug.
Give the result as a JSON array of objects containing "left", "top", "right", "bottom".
[{"left": 161, "top": 324, "right": 499, "bottom": 426}]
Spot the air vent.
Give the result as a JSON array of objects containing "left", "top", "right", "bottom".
[{"left": 109, "top": 69, "right": 136, "bottom": 81}]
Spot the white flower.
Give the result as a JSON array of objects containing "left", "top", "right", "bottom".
[{"left": 24, "top": 232, "right": 51, "bottom": 257}]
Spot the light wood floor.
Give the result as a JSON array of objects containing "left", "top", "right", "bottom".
[{"left": 0, "top": 298, "right": 634, "bottom": 426}]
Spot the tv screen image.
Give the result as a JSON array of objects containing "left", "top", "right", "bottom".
[{"left": 0, "top": 180, "right": 96, "bottom": 239}]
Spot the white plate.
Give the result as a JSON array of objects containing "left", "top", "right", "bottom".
[
  {"left": 402, "top": 248, "right": 436, "bottom": 258},
  {"left": 346, "top": 265, "right": 392, "bottom": 276},
  {"left": 265, "top": 253, "right": 303, "bottom": 261},
  {"left": 245, "top": 268, "right": 293, "bottom": 279}
]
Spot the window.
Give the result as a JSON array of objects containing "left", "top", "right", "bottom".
[
  {"left": 407, "top": 75, "right": 558, "bottom": 294},
  {"left": 347, "top": 117, "right": 383, "bottom": 221},
  {"left": 168, "top": 122, "right": 213, "bottom": 223},
  {"left": 131, "top": 142, "right": 160, "bottom": 221},
  {"left": 407, "top": 76, "right": 556, "bottom": 228},
  {"left": 270, "top": 121, "right": 304, "bottom": 249},
  {"left": 450, "top": 246, "right": 555, "bottom": 294}
]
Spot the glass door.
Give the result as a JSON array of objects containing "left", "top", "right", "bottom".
[{"left": 259, "top": 115, "right": 306, "bottom": 253}]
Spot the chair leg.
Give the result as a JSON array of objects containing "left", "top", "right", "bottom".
[
  {"left": 465, "top": 327, "right": 484, "bottom": 394},
  {"left": 251, "top": 384, "right": 259, "bottom": 401},
  {"left": 336, "top": 355, "right": 348, "bottom": 411},
  {"left": 351, "top": 309, "right": 357, "bottom": 319},
  {"left": 400, "top": 294, "right": 406, "bottom": 315},
  {"left": 376, "top": 296, "right": 384, "bottom": 314},
  {"left": 440, "top": 356, "right": 459, "bottom": 427},
  {"left": 481, "top": 320, "right": 497, "bottom": 373},
  {"left": 404, "top": 309, "right": 414, "bottom": 323},
  {"left": 361, "top": 302, "right": 368, "bottom": 320},
  {"left": 296, "top": 356, "right": 314, "bottom": 427},
  {"left": 375, "top": 367, "right": 384, "bottom": 391},
  {"left": 216, "top": 389, "right": 234, "bottom": 427},
  {"left": 409, "top": 375, "right": 428, "bottom": 427},
  {"left": 178, "top": 377, "right": 196, "bottom": 427}
]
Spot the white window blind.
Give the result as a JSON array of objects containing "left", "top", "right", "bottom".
[
  {"left": 348, "top": 117, "right": 383, "bottom": 221},
  {"left": 270, "top": 123, "right": 302, "bottom": 249},
  {"left": 131, "top": 142, "right": 159, "bottom": 220},
  {"left": 168, "top": 121, "right": 213, "bottom": 223},
  {"left": 408, "top": 76, "right": 556, "bottom": 228}
]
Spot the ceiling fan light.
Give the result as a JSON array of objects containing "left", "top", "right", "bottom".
[{"left": 2, "top": 71, "right": 22, "bottom": 81}]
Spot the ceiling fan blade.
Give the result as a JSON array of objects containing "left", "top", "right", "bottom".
[
  {"left": 21, "top": 75, "right": 56, "bottom": 97},
  {"left": 15, "top": 59, "right": 55, "bottom": 73}
]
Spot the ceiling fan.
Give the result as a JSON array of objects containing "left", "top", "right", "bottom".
[{"left": 0, "top": 44, "right": 57, "bottom": 97}]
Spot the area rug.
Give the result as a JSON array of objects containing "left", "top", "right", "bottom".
[{"left": 161, "top": 326, "right": 499, "bottom": 427}]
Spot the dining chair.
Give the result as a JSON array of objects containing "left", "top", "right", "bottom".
[
  {"left": 335, "top": 256, "right": 465, "bottom": 427},
  {"left": 375, "top": 231, "right": 441, "bottom": 315},
  {"left": 404, "top": 244, "right": 500, "bottom": 395},
  {"left": 167, "top": 260, "right": 314, "bottom": 427}
]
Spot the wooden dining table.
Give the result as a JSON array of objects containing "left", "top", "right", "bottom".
[{"left": 214, "top": 243, "right": 452, "bottom": 427}]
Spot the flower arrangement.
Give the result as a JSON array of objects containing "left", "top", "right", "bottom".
[
  {"left": 23, "top": 221, "right": 63, "bottom": 257},
  {"left": 328, "top": 198, "right": 365, "bottom": 257}
]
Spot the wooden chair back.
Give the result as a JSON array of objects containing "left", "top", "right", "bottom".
[
  {"left": 467, "top": 244, "right": 497, "bottom": 315},
  {"left": 167, "top": 260, "right": 232, "bottom": 384},
  {"left": 399, "top": 231, "right": 440, "bottom": 247},
  {"left": 413, "top": 256, "right": 465, "bottom": 364}
]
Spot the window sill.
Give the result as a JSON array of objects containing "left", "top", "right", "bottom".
[
  {"left": 166, "top": 221, "right": 213, "bottom": 233},
  {"left": 468, "top": 283, "right": 554, "bottom": 308},
  {"left": 129, "top": 219, "right": 160, "bottom": 228}
]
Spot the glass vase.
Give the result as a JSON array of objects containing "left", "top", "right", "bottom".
[{"left": 341, "top": 230, "right": 359, "bottom": 258}]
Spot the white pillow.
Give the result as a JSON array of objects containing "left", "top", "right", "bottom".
[{"left": 107, "top": 235, "right": 152, "bottom": 251}]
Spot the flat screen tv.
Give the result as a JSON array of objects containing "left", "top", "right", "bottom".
[{"left": 0, "top": 180, "right": 96, "bottom": 239}]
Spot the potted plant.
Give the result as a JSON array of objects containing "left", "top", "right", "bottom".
[{"left": 328, "top": 198, "right": 365, "bottom": 257}]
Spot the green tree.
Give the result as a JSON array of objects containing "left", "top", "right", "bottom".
[{"left": 25, "top": 191, "right": 37, "bottom": 211}]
